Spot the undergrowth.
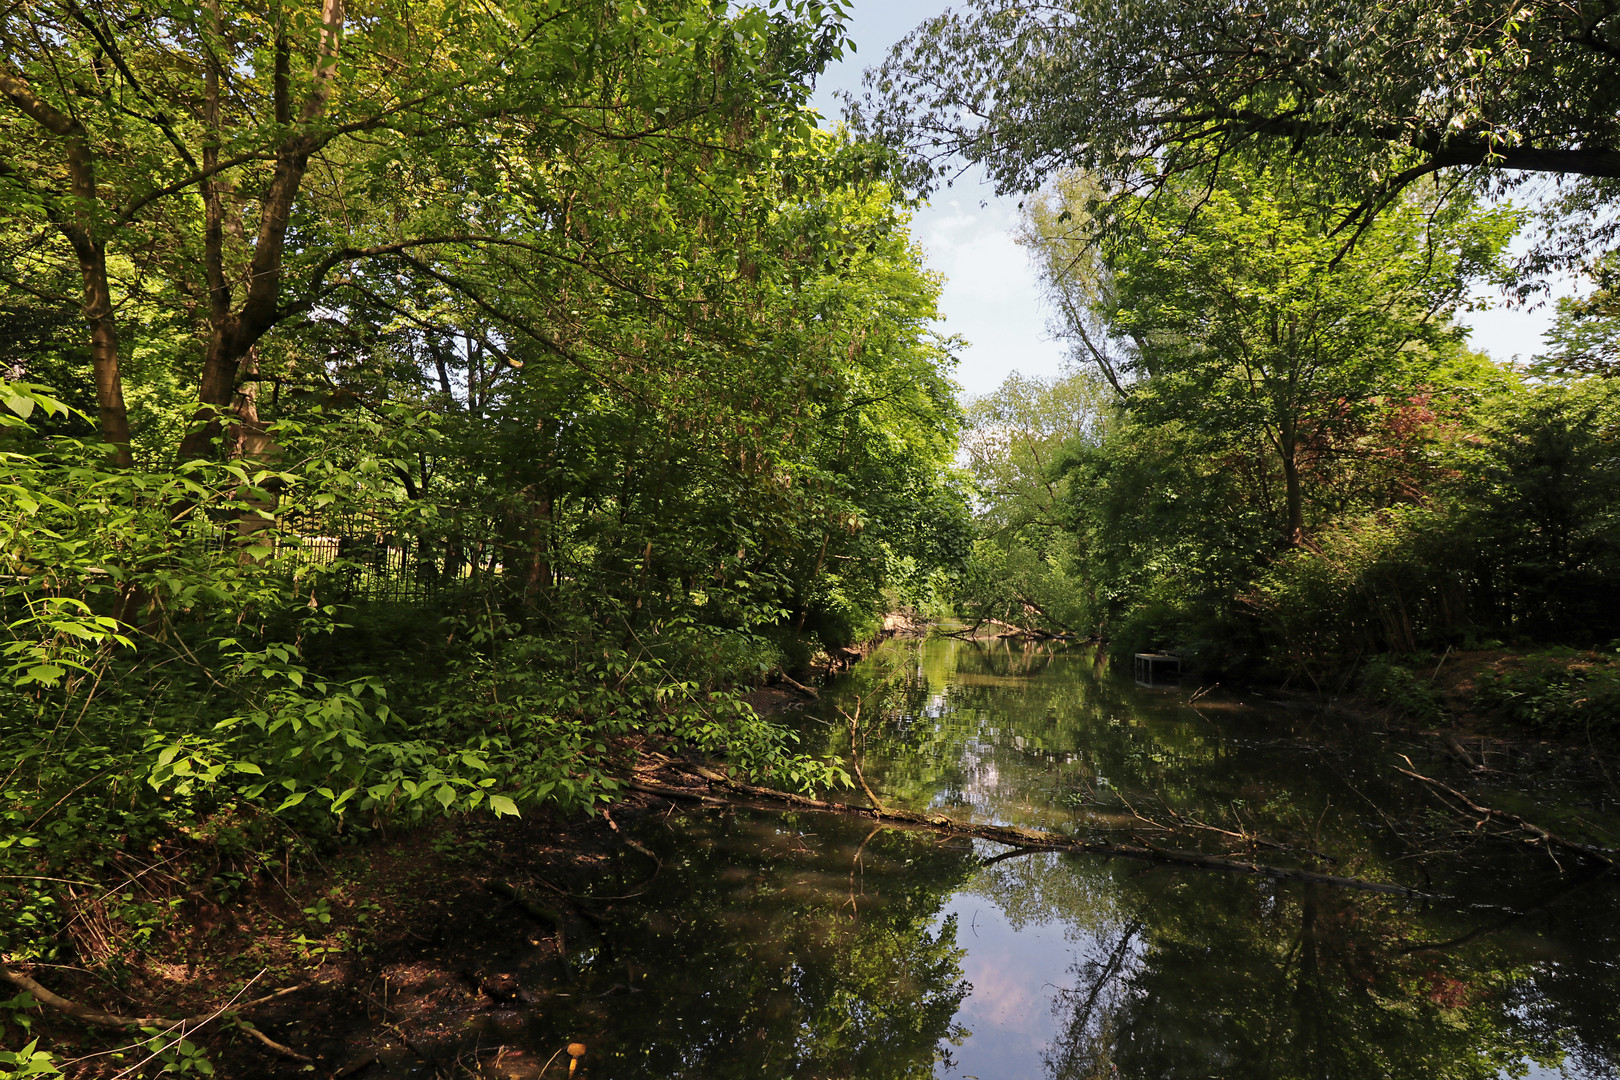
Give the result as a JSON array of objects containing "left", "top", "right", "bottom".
[
  {"left": 1473, "top": 649, "right": 1620, "bottom": 739},
  {"left": 0, "top": 383, "right": 852, "bottom": 1075}
]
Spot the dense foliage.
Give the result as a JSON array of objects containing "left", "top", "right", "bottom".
[
  {"left": 959, "top": 166, "right": 1620, "bottom": 691},
  {"left": 0, "top": 2, "right": 971, "bottom": 1063},
  {"left": 860, "top": 0, "right": 1620, "bottom": 277},
  {"left": 887, "top": 1, "right": 1620, "bottom": 698}
]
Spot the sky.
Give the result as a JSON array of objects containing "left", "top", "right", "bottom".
[{"left": 807, "top": 2, "right": 1565, "bottom": 402}]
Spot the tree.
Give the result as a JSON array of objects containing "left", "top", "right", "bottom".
[
  {"left": 1033, "top": 164, "right": 1516, "bottom": 545},
  {"left": 859, "top": 0, "right": 1620, "bottom": 222},
  {"left": 1545, "top": 251, "right": 1620, "bottom": 374},
  {"left": 0, "top": 0, "right": 847, "bottom": 463},
  {"left": 956, "top": 369, "right": 1110, "bottom": 635}
]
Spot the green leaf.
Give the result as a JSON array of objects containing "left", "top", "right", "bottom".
[
  {"left": 3, "top": 392, "right": 35, "bottom": 420},
  {"left": 21, "top": 664, "right": 64, "bottom": 687}
]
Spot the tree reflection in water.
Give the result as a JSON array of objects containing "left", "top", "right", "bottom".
[
  {"left": 516, "top": 810, "right": 975, "bottom": 1080},
  {"left": 819, "top": 637, "right": 1619, "bottom": 1079},
  {"left": 501, "top": 636, "right": 1617, "bottom": 1080}
]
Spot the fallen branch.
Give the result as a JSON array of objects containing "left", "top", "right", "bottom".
[
  {"left": 620, "top": 779, "right": 725, "bottom": 803},
  {"left": 601, "top": 807, "right": 661, "bottom": 864},
  {"left": 642, "top": 766, "right": 1437, "bottom": 898},
  {"left": 483, "top": 879, "right": 565, "bottom": 931},
  {"left": 0, "top": 965, "right": 312, "bottom": 1063},
  {"left": 0, "top": 965, "right": 306, "bottom": 1029},
  {"left": 778, "top": 673, "right": 820, "bottom": 700},
  {"left": 986, "top": 617, "right": 1044, "bottom": 638},
  {"left": 232, "top": 1020, "right": 313, "bottom": 1063},
  {"left": 0, "top": 964, "right": 149, "bottom": 1028},
  {"left": 1396, "top": 760, "right": 1614, "bottom": 869}
]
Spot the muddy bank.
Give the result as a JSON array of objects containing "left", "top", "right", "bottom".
[{"left": 11, "top": 771, "right": 715, "bottom": 1078}]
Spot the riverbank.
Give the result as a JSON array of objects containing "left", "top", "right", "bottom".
[
  {"left": 1315, "top": 647, "right": 1620, "bottom": 762},
  {"left": 2, "top": 742, "right": 790, "bottom": 1078},
  {"left": 12, "top": 632, "right": 1616, "bottom": 1077},
  {"left": 2, "top": 614, "right": 931, "bottom": 1077}
]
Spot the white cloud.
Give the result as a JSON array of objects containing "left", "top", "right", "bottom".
[
  {"left": 911, "top": 191, "right": 1070, "bottom": 399},
  {"left": 808, "top": 1, "right": 1574, "bottom": 396}
]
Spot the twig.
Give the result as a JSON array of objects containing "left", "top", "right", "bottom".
[
  {"left": 1396, "top": 758, "right": 1614, "bottom": 869},
  {"left": 838, "top": 698, "right": 888, "bottom": 815},
  {"left": 1429, "top": 645, "right": 1453, "bottom": 683}
]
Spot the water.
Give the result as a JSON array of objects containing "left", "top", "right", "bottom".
[{"left": 469, "top": 637, "right": 1620, "bottom": 1079}]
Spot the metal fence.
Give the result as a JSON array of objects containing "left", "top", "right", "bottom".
[{"left": 207, "top": 513, "right": 503, "bottom": 604}]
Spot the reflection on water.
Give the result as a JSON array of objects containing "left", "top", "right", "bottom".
[{"left": 482, "top": 638, "right": 1620, "bottom": 1079}]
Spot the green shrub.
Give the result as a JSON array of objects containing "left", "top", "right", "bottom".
[
  {"left": 1357, "top": 657, "right": 1445, "bottom": 723},
  {"left": 1473, "top": 651, "right": 1620, "bottom": 736},
  {"left": 1249, "top": 504, "right": 1470, "bottom": 664}
]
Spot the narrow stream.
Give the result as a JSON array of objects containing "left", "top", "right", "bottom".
[{"left": 460, "top": 637, "right": 1620, "bottom": 1079}]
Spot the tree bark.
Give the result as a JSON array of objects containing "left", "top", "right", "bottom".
[
  {"left": 77, "top": 241, "right": 134, "bottom": 467},
  {"left": 0, "top": 65, "right": 133, "bottom": 465},
  {"left": 177, "top": 0, "right": 346, "bottom": 463}
]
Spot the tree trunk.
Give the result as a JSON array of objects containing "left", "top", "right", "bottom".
[
  {"left": 176, "top": 0, "right": 346, "bottom": 464},
  {"left": 524, "top": 495, "right": 553, "bottom": 604},
  {"left": 1278, "top": 415, "right": 1304, "bottom": 546},
  {"left": 0, "top": 64, "right": 134, "bottom": 465},
  {"left": 79, "top": 244, "right": 134, "bottom": 467},
  {"left": 232, "top": 348, "right": 282, "bottom": 559}
]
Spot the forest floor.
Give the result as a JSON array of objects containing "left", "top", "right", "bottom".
[
  {"left": 12, "top": 672, "right": 848, "bottom": 1076},
  {"left": 17, "top": 745, "right": 775, "bottom": 1079}
]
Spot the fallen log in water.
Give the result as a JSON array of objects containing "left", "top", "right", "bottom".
[{"left": 629, "top": 764, "right": 1440, "bottom": 899}]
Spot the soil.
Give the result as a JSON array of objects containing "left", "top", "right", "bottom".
[{"left": 18, "top": 753, "right": 728, "bottom": 1079}]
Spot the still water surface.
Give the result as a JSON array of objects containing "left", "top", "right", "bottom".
[{"left": 488, "top": 637, "right": 1620, "bottom": 1079}]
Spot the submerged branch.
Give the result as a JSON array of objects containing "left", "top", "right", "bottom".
[
  {"left": 1396, "top": 761, "right": 1615, "bottom": 870},
  {"left": 632, "top": 765, "right": 1439, "bottom": 899},
  {"left": 778, "top": 672, "right": 820, "bottom": 700}
]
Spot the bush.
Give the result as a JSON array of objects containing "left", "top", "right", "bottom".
[
  {"left": 1473, "top": 650, "right": 1620, "bottom": 737},
  {"left": 1357, "top": 657, "right": 1445, "bottom": 723},
  {"left": 0, "top": 384, "right": 853, "bottom": 973},
  {"left": 1248, "top": 504, "right": 1471, "bottom": 664}
]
